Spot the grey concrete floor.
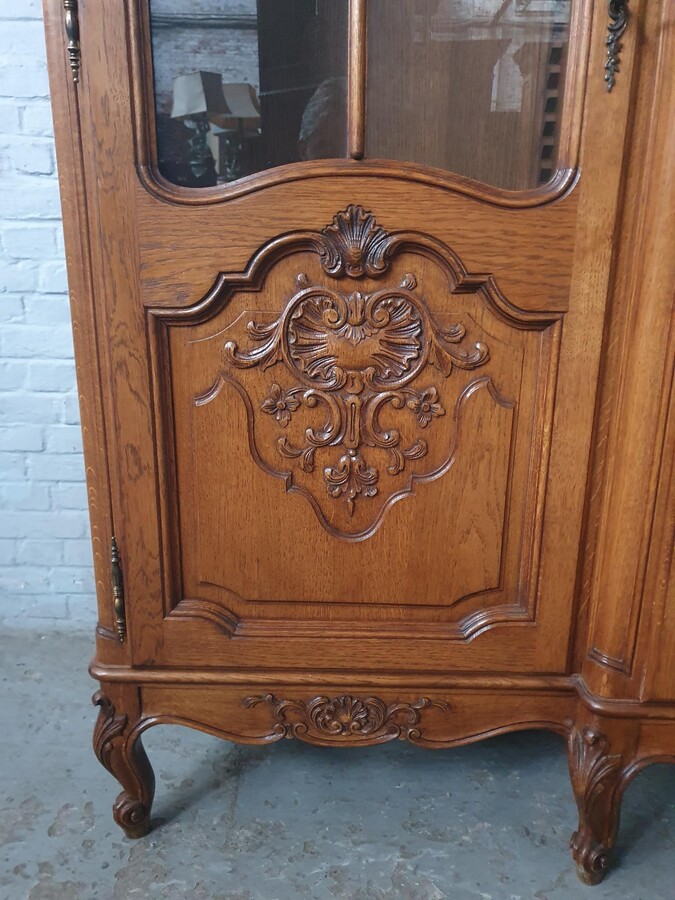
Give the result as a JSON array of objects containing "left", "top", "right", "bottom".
[{"left": 0, "top": 631, "right": 673, "bottom": 900}]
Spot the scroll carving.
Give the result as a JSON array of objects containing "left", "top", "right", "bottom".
[
  {"left": 92, "top": 691, "right": 155, "bottom": 839},
  {"left": 221, "top": 271, "right": 488, "bottom": 519},
  {"left": 92, "top": 691, "right": 127, "bottom": 772},
  {"left": 243, "top": 693, "right": 452, "bottom": 746},
  {"left": 568, "top": 727, "right": 623, "bottom": 884}
]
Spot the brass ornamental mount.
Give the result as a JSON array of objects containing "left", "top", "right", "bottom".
[
  {"left": 605, "top": 0, "right": 629, "bottom": 92},
  {"left": 63, "top": 0, "right": 81, "bottom": 84}
]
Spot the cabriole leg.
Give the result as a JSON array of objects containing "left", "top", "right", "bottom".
[
  {"left": 92, "top": 685, "right": 155, "bottom": 838},
  {"left": 567, "top": 714, "right": 638, "bottom": 885}
]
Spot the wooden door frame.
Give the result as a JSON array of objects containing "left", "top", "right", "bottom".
[
  {"left": 45, "top": 0, "right": 675, "bottom": 882},
  {"left": 43, "top": 0, "right": 667, "bottom": 684}
]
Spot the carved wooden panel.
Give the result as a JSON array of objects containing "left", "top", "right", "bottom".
[
  {"left": 242, "top": 693, "right": 453, "bottom": 746},
  {"left": 196, "top": 208, "right": 492, "bottom": 538},
  {"left": 148, "top": 205, "right": 561, "bottom": 637}
]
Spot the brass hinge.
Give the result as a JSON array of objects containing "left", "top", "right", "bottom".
[
  {"left": 110, "top": 536, "right": 126, "bottom": 642},
  {"left": 63, "top": 1, "right": 81, "bottom": 84}
]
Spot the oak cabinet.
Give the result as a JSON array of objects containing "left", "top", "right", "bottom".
[{"left": 44, "top": 0, "right": 674, "bottom": 884}]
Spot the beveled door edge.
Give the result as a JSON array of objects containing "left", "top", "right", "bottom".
[{"left": 43, "top": 0, "right": 124, "bottom": 661}]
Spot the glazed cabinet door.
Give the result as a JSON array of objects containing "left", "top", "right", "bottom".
[{"left": 44, "top": 0, "right": 638, "bottom": 673}]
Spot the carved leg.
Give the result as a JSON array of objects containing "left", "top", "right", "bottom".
[
  {"left": 92, "top": 687, "right": 155, "bottom": 838},
  {"left": 567, "top": 716, "right": 637, "bottom": 885}
]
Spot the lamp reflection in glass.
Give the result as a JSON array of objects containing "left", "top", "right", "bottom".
[
  {"left": 170, "top": 71, "right": 224, "bottom": 187},
  {"left": 209, "top": 83, "right": 261, "bottom": 182},
  {"left": 171, "top": 72, "right": 261, "bottom": 186}
]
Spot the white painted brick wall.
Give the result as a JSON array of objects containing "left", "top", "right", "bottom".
[{"left": 0, "top": 7, "right": 95, "bottom": 628}]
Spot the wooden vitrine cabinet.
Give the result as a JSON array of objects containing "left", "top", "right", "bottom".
[{"left": 44, "top": 0, "right": 674, "bottom": 884}]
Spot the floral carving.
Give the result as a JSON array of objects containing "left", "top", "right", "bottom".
[
  {"left": 224, "top": 271, "right": 488, "bottom": 518},
  {"left": 406, "top": 387, "right": 445, "bottom": 427},
  {"left": 243, "top": 693, "right": 452, "bottom": 745},
  {"left": 260, "top": 383, "right": 300, "bottom": 427},
  {"left": 325, "top": 449, "right": 378, "bottom": 515}
]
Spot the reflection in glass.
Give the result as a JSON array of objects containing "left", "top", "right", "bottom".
[
  {"left": 150, "top": 0, "right": 348, "bottom": 187},
  {"left": 366, "top": 0, "right": 572, "bottom": 190}
]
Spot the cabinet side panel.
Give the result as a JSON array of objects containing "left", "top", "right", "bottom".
[
  {"left": 641, "top": 359, "right": 675, "bottom": 702},
  {"left": 43, "top": 0, "right": 120, "bottom": 657},
  {"left": 578, "top": 0, "right": 675, "bottom": 698}
]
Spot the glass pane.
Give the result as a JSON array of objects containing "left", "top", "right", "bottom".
[
  {"left": 150, "top": 1, "right": 348, "bottom": 188},
  {"left": 366, "top": 0, "right": 572, "bottom": 190}
]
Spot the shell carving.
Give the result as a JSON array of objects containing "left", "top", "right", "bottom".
[{"left": 319, "top": 205, "right": 396, "bottom": 278}]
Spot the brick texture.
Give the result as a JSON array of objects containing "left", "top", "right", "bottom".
[
  {"left": 1, "top": 2, "right": 259, "bottom": 628},
  {"left": 0, "top": 7, "right": 95, "bottom": 627}
]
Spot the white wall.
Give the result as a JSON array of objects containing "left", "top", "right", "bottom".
[
  {"left": 0, "top": 2, "right": 258, "bottom": 630},
  {"left": 0, "top": 3, "right": 95, "bottom": 628},
  {"left": 0, "top": 1, "right": 264, "bottom": 630}
]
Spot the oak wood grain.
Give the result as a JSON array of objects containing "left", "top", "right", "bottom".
[
  {"left": 578, "top": 0, "right": 675, "bottom": 699},
  {"left": 348, "top": 0, "right": 367, "bottom": 160},
  {"left": 42, "top": 0, "right": 120, "bottom": 662},
  {"left": 42, "top": 0, "right": 675, "bottom": 883}
]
